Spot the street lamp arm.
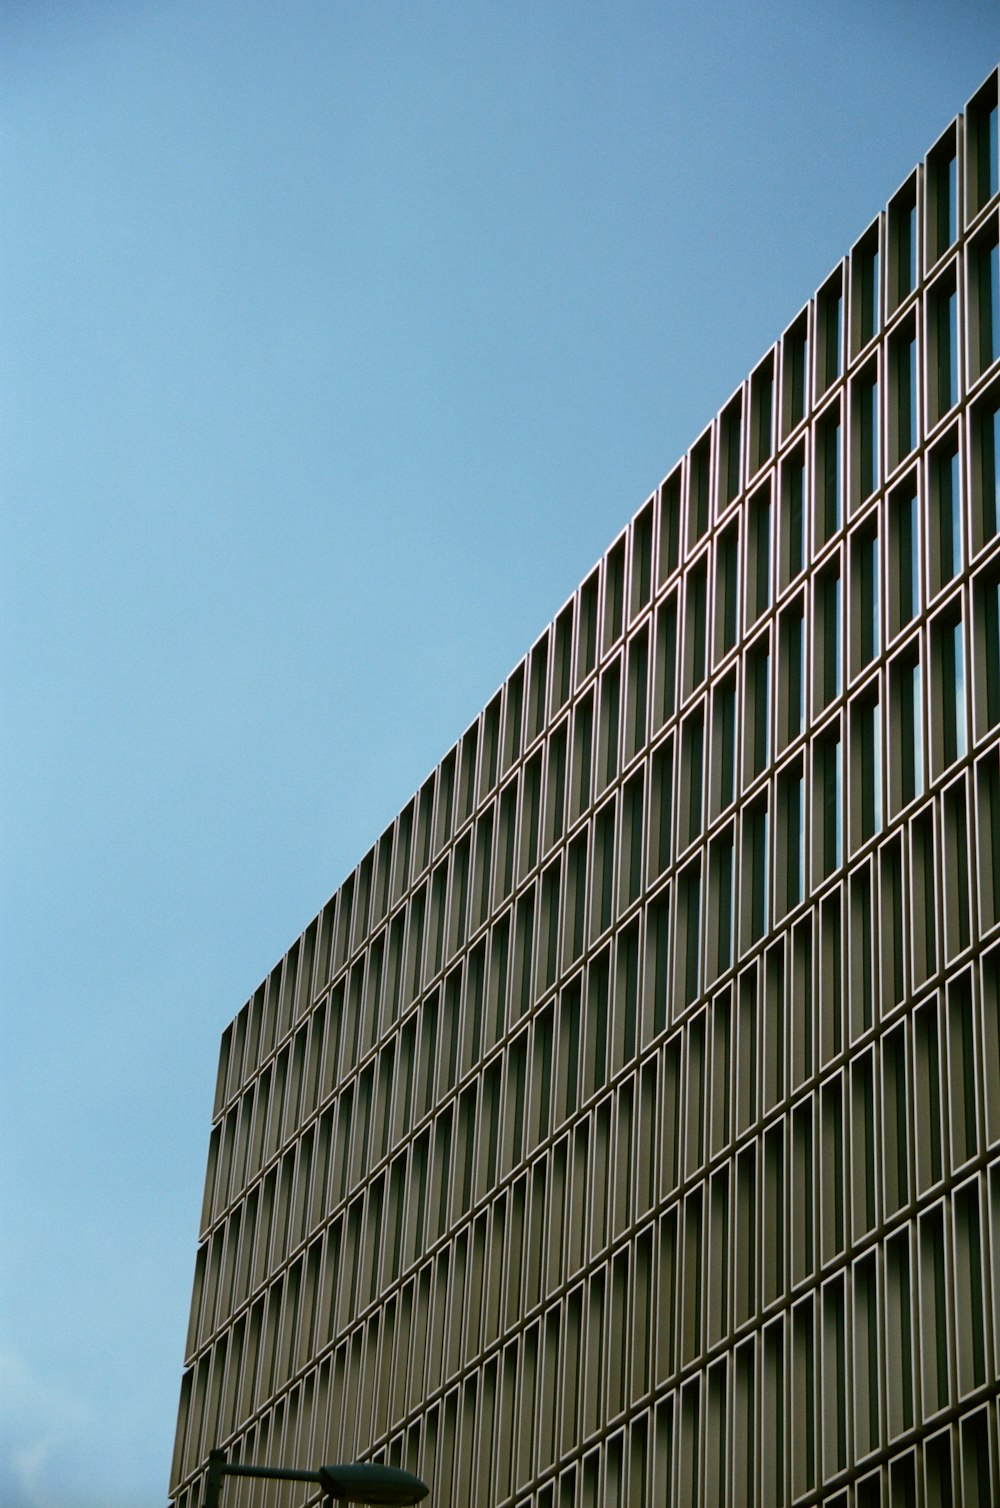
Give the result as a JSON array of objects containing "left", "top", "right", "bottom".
[
  {"left": 202, "top": 1448, "right": 428, "bottom": 1508},
  {"left": 215, "top": 1465, "right": 322, "bottom": 1486}
]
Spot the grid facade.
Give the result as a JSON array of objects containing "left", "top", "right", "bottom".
[{"left": 171, "top": 72, "right": 1000, "bottom": 1508}]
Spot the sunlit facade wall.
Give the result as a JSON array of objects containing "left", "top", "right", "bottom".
[{"left": 172, "top": 69, "right": 1000, "bottom": 1508}]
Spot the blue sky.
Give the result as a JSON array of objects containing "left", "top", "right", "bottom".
[{"left": 2, "top": 5, "right": 998, "bottom": 1507}]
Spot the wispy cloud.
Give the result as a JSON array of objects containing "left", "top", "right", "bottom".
[{"left": 0, "top": 1342, "right": 92, "bottom": 1508}]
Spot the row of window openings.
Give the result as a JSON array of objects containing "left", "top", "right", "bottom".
[
  {"left": 197, "top": 901, "right": 1000, "bottom": 1346},
  {"left": 661, "top": 222, "right": 1000, "bottom": 575},
  {"left": 403, "top": 261, "right": 1000, "bottom": 892},
  {"left": 180, "top": 1153, "right": 999, "bottom": 1508},
  {"left": 214, "top": 389, "right": 1000, "bottom": 1124},
  {"left": 316, "top": 554, "right": 991, "bottom": 1022},
  {"left": 208, "top": 732, "right": 1000, "bottom": 1236},
  {"left": 560, "top": 445, "right": 995, "bottom": 804},
  {"left": 234, "top": 407, "right": 1000, "bottom": 1124},
  {"left": 452, "top": 237, "right": 1000, "bottom": 841},
  {"left": 187, "top": 1121, "right": 1000, "bottom": 1490},
  {"left": 212, "top": 721, "right": 1000, "bottom": 1220},
  {"left": 479, "top": 259, "right": 1000, "bottom": 811},
  {"left": 683, "top": 606, "right": 986, "bottom": 852},
  {"left": 175, "top": 1323, "right": 998, "bottom": 1508},
  {"left": 212, "top": 249, "right": 1000, "bottom": 1122},
  {"left": 421, "top": 524, "right": 993, "bottom": 944},
  {"left": 813, "top": 103, "right": 998, "bottom": 384},
  {"left": 675, "top": 754, "right": 1000, "bottom": 1024}
]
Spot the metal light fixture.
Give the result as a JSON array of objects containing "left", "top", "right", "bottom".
[{"left": 202, "top": 1448, "right": 428, "bottom": 1508}]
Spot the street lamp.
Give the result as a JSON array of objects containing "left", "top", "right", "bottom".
[{"left": 202, "top": 1448, "right": 428, "bottom": 1508}]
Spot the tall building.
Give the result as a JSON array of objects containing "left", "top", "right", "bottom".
[{"left": 171, "top": 70, "right": 1000, "bottom": 1508}]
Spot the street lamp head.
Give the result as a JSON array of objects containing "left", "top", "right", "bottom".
[{"left": 317, "top": 1464, "right": 428, "bottom": 1506}]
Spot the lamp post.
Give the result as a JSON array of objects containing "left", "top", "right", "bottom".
[{"left": 202, "top": 1448, "right": 428, "bottom": 1508}]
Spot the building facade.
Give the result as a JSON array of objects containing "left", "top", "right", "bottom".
[{"left": 171, "top": 71, "right": 1000, "bottom": 1508}]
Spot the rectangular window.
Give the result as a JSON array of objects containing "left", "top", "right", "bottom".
[
  {"left": 817, "top": 272, "right": 843, "bottom": 392},
  {"left": 953, "top": 1178, "right": 987, "bottom": 1392},
  {"left": 779, "top": 597, "right": 805, "bottom": 748},
  {"left": 790, "top": 1099, "right": 814, "bottom": 1282},
  {"left": 928, "top": 128, "right": 958, "bottom": 262},
  {"left": 751, "top": 354, "right": 774, "bottom": 472},
  {"left": 745, "top": 637, "right": 770, "bottom": 781},
  {"left": 890, "top": 319, "right": 918, "bottom": 467},
  {"left": 972, "top": 223, "right": 1000, "bottom": 378},
  {"left": 943, "top": 777, "right": 972, "bottom": 958},
  {"left": 878, "top": 835, "right": 905, "bottom": 1010},
  {"left": 885, "top": 1231, "right": 915, "bottom": 1436},
  {"left": 480, "top": 696, "right": 501, "bottom": 797},
  {"left": 680, "top": 706, "right": 705, "bottom": 849},
  {"left": 496, "top": 782, "right": 518, "bottom": 903},
  {"left": 852, "top": 690, "right": 882, "bottom": 845},
  {"left": 552, "top": 604, "right": 573, "bottom": 712},
  {"left": 734, "top": 1145, "right": 757, "bottom": 1321},
  {"left": 570, "top": 691, "right": 593, "bottom": 822},
  {"left": 720, "top": 393, "right": 743, "bottom": 510},
  {"left": 891, "top": 647, "right": 924, "bottom": 809},
  {"left": 503, "top": 665, "right": 524, "bottom": 774},
  {"left": 889, "top": 478, "right": 920, "bottom": 635},
  {"left": 910, "top": 807, "right": 938, "bottom": 989},
  {"left": 814, "top": 564, "right": 842, "bottom": 713},
  {"left": 527, "top": 641, "right": 549, "bottom": 746},
  {"left": 851, "top": 362, "right": 879, "bottom": 505},
  {"left": 850, "top": 523, "right": 879, "bottom": 675},
  {"left": 631, "top": 499, "right": 653, "bottom": 619},
  {"left": 564, "top": 832, "right": 587, "bottom": 966},
  {"left": 652, "top": 593, "right": 677, "bottom": 732},
  {"left": 624, "top": 626, "right": 649, "bottom": 763},
  {"left": 929, "top": 267, "right": 959, "bottom": 420},
  {"left": 783, "top": 311, "right": 809, "bottom": 435},
  {"left": 657, "top": 471, "right": 681, "bottom": 589},
  {"left": 741, "top": 797, "right": 769, "bottom": 946},
  {"left": 519, "top": 752, "right": 542, "bottom": 879},
  {"left": 620, "top": 772, "right": 644, "bottom": 908},
  {"left": 545, "top": 720, "right": 567, "bottom": 851},
  {"left": 577, "top": 571, "right": 599, "bottom": 685},
  {"left": 649, "top": 738, "right": 673, "bottom": 881},
  {"left": 710, "top": 673, "right": 737, "bottom": 815},
  {"left": 689, "top": 433, "right": 711, "bottom": 547},
  {"left": 968, "top": 73, "right": 999, "bottom": 215},
  {"left": 929, "top": 431, "right": 962, "bottom": 593},
  {"left": 779, "top": 444, "right": 806, "bottom": 589},
  {"left": 539, "top": 863, "right": 561, "bottom": 992},
  {"left": 889, "top": 176, "right": 918, "bottom": 309},
  {"left": 677, "top": 859, "right": 702, "bottom": 1007},
  {"left": 973, "top": 563, "right": 1000, "bottom": 739},
  {"left": 709, "top": 828, "right": 735, "bottom": 979},
  {"left": 851, "top": 222, "right": 880, "bottom": 354},
  {"left": 778, "top": 761, "right": 805, "bottom": 912},
  {"left": 791, "top": 1298, "right": 816, "bottom": 1496},
  {"left": 814, "top": 728, "right": 843, "bottom": 878},
  {"left": 881, "top": 1022, "right": 909, "bottom": 1216},
  {"left": 715, "top": 522, "right": 740, "bottom": 662},
  {"left": 603, "top": 538, "right": 626, "bottom": 656},
  {"left": 746, "top": 482, "right": 772, "bottom": 626},
  {"left": 592, "top": 800, "right": 616, "bottom": 938},
  {"left": 917, "top": 1200, "right": 953, "bottom": 1411},
  {"left": 850, "top": 1051, "right": 876, "bottom": 1237},
  {"left": 597, "top": 658, "right": 621, "bottom": 791},
  {"left": 815, "top": 406, "right": 843, "bottom": 544},
  {"left": 683, "top": 558, "right": 708, "bottom": 695},
  {"left": 820, "top": 1077, "right": 845, "bottom": 1264},
  {"left": 972, "top": 388, "right": 1000, "bottom": 549},
  {"left": 931, "top": 609, "right": 966, "bottom": 773}
]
